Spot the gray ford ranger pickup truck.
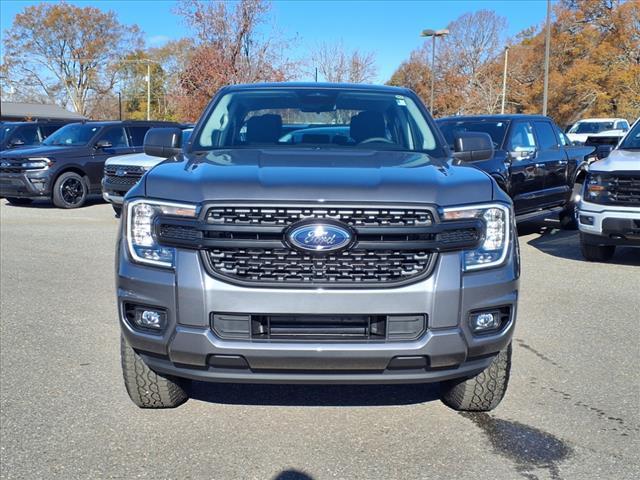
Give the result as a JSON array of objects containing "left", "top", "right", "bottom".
[{"left": 117, "top": 83, "right": 520, "bottom": 411}]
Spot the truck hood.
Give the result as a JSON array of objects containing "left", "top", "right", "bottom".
[
  {"left": 144, "top": 148, "right": 494, "bottom": 206},
  {"left": 0, "top": 144, "right": 86, "bottom": 159},
  {"left": 589, "top": 148, "right": 640, "bottom": 173},
  {"left": 105, "top": 152, "right": 163, "bottom": 169}
]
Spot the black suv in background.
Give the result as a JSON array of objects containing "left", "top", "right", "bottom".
[
  {"left": 437, "top": 115, "right": 596, "bottom": 227},
  {"left": 0, "top": 120, "right": 71, "bottom": 151},
  {"left": 0, "top": 120, "right": 177, "bottom": 208}
]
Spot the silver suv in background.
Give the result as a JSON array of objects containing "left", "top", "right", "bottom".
[
  {"left": 578, "top": 118, "right": 640, "bottom": 261},
  {"left": 102, "top": 127, "right": 193, "bottom": 216}
]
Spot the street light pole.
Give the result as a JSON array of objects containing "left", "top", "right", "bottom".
[
  {"left": 542, "top": 0, "right": 551, "bottom": 116},
  {"left": 421, "top": 28, "right": 449, "bottom": 115},
  {"left": 501, "top": 46, "right": 509, "bottom": 114},
  {"left": 146, "top": 61, "right": 151, "bottom": 121}
]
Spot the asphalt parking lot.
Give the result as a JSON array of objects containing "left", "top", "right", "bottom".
[{"left": 1, "top": 199, "right": 638, "bottom": 480}]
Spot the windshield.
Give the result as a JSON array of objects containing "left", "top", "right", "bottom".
[
  {"left": 43, "top": 123, "right": 101, "bottom": 146},
  {"left": 618, "top": 121, "right": 640, "bottom": 150},
  {"left": 437, "top": 120, "right": 509, "bottom": 149},
  {"left": 0, "top": 125, "right": 17, "bottom": 143},
  {"left": 569, "top": 121, "right": 615, "bottom": 134},
  {"left": 194, "top": 88, "right": 442, "bottom": 155}
]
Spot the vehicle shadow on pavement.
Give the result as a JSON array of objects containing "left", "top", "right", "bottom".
[
  {"left": 187, "top": 382, "right": 440, "bottom": 407},
  {"left": 2, "top": 196, "right": 105, "bottom": 209},
  {"left": 518, "top": 220, "right": 640, "bottom": 266},
  {"left": 272, "top": 469, "right": 315, "bottom": 480}
]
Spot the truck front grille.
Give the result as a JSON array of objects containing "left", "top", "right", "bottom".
[
  {"left": 608, "top": 174, "right": 640, "bottom": 205},
  {"left": 0, "top": 158, "right": 27, "bottom": 174},
  {"left": 103, "top": 165, "right": 145, "bottom": 188},
  {"left": 206, "top": 206, "right": 433, "bottom": 227},
  {"left": 207, "top": 247, "right": 432, "bottom": 285},
  {"left": 156, "top": 203, "right": 483, "bottom": 288}
]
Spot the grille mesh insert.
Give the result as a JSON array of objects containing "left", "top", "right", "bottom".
[{"left": 206, "top": 248, "right": 432, "bottom": 284}]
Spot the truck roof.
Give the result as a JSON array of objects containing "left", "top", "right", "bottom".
[{"left": 222, "top": 82, "right": 412, "bottom": 95}]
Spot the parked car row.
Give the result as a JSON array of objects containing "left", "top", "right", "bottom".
[{"left": 0, "top": 120, "right": 179, "bottom": 208}]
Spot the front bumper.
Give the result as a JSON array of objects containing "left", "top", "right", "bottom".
[
  {"left": 117, "top": 238, "right": 519, "bottom": 384},
  {"left": 0, "top": 171, "right": 52, "bottom": 198},
  {"left": 578, "top": 200, "right": 640, "bottom": 246},
  {"left": 101, "top": 177, "right": 129, "bottom": 205}
]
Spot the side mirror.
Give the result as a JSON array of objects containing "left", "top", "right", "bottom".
[
  {"left": 595, "top": 144, "right": 614, "bottom": 159},
  {"left": 144, "top": 127, "right": 183, "bottom": 157},
  {"left": 95, "top": 139, "right": 113, "bottom": 149},
  {"left": 452, "top": 132, "right": 494, "bottom": 162}
]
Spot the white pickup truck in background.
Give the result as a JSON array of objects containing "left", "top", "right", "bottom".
[{"left": 578, "top": 118, "right": 640, "bottom": 261}]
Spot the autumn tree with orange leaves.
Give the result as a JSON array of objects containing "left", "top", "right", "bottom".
[{"left": 389, "top": 0, "right": 639, "bottom": 126}]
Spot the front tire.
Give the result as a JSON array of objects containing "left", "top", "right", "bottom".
[
  {"left": 559, "top": 182, "right": 582, "bottom": 230},
  {"left": 580, "top": 234, "right": 615, "bottom": 262},
  {"left": 440, "top": 343, "right": 512, "bottom": 412},
  {"left": 52, "top": 172, "right": 87, "bottom": 208},
  {"left": 120, "top": 335, "right": 188, "bottom": 409},
  {"left": 5, "top": 197, "right": 33, "bottom": 206},
  {"left": 112, "top": 204, "right": 122, "bottom": 217}
]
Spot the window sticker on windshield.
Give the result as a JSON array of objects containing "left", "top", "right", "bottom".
[{"left": 395, "top": 96, "right": 406, "bottom": 106}]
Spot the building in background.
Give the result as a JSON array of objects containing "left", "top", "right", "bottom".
[{"left": 1, "top": 101, "right": 86, "bottom": 122}]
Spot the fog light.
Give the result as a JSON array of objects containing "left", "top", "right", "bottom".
[
  {"left": 470, "top": 311, "right": 501, "bottom": 332},
  {"left": 125, "top": 304, "right": 167, "bottom": 332},
  {"left": 579, "top": 215, "right": 594, "bottom": 226}
]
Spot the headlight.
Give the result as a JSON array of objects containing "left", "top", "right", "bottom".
[
  {"left": 442, "top": 203, "right": 511, "bottom": 271},
  {"left": 126, "top": 199, "right": 197, "bottom": 268},
  {"left": 584, "top": 173, "right": 611, "bottom": 204},
  {"left": 22, "top": 157, "right": 53, "bottom": 169}
]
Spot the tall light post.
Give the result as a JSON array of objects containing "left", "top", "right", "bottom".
[
  {"left": 542, "top": 0, "right": 552, "bottom": 116},
  {"left": 420, "top": 28, "right": 449, "bottom": 114},
  {"left": 501, "top": 46, "right": 509, "bottom": 114}
]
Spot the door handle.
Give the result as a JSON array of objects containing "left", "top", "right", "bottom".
[
  {"left": 558, "top": 160, "right": 568, "bottom": 165},
  {"left": 535, "top": 163, "right": 545, "bottom": 168}
]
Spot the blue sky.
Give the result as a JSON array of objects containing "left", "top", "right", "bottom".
[{"left": 1, "top": 0, "right": 549, "bottom": 82}]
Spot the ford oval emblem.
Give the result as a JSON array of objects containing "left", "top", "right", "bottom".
[{"left": 288, "top": 222, "right": 352, "bottom": 252}]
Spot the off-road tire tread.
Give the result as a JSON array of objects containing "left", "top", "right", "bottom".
[
  {"left": 120, "top": 335, "right": 188, "bottom": 408},
  {"left": 440, "top": 343, "right": 512, "bottom": 412}
]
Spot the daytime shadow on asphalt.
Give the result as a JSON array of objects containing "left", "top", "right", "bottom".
[
  {"left": 460, "top": 412, "right": 573, "bottom": 480},
  {"left": 272, "top": 470, "right": 315, "bottom": 480},
  {"left": 187, "top": 382, "right": 440, "bottom": 407},
  {"left": 2, "top": 196, "right": 105, "bottom": 209},
  {"left": 517, "top": 219, "right": 640, "bottom": 266}
]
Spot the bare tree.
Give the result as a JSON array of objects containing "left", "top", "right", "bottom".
[
  {"left": 174, "top": 0, "right": 297, "bottom": 120},
  {"left": 2, "top": 2, "right": 142, "bottom": 116},
  {"left": 310, "top": 41, "right": 377, "bottom": 83},
  {"left": 436, "top": 10, "right": 508, "bottom": 114}
]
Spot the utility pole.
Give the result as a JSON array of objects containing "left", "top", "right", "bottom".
[
  {"left": 542, "top": 0, "right": 551, "bottom": 116},
  {"left": 501, "top": 46, "right": 509, "bottom": 114},
  {"left": 146, "top": 61, "right": 151, "bottom": 121},
  {"left": 420, "top": 29, "right": 449, "bottom": 115},
  {"left": 118, "top": 91, "right": 122, "bottom": 120}
]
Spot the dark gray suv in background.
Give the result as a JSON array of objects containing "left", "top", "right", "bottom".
[
  {"left": 0, "top": 120, "right": 176, "bottom": 208},
  {"left": 117, "top": 83, "right": 520, "bottom": 411}
]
